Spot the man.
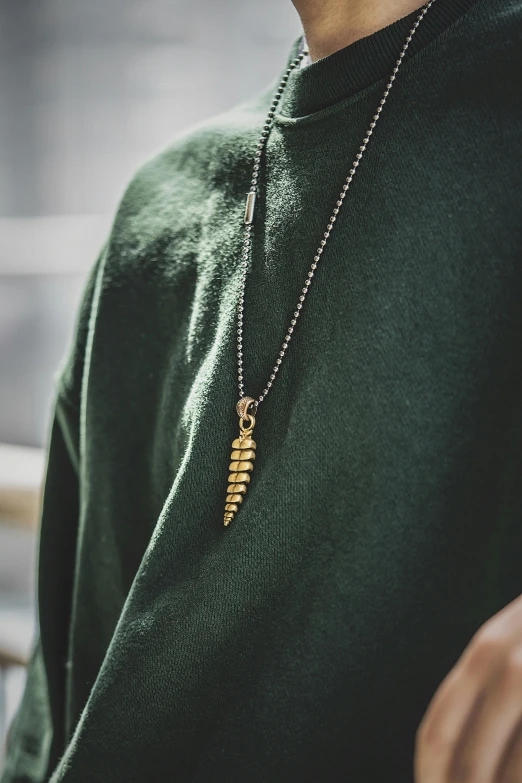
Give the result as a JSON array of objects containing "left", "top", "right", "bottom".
[{"left": 2, "top": 0, "right": 522, "bottom": 780}]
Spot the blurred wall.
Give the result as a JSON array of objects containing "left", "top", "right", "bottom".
[{"left": 0, "top": 0, "right": 301, "bottom": 447}]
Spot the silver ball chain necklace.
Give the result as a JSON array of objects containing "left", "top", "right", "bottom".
[{"left": 223, "top": 0, "right": 437, "bottom": 527}]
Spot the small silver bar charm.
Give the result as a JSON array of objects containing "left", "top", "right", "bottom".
[{"left": 244, "top": 191, "right": 256, "bottom": 225}]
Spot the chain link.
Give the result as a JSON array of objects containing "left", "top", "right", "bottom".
[{"left": 236, "top": 0, "right": 436, "bottom": 405}]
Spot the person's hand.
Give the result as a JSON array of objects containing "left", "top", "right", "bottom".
[{"left": 415, "top": 594, "right": 522, "bottom": 783}]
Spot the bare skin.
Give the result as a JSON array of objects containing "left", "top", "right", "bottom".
[
  {"left": 290, "top": 0, "right": 427, "bottom": 61},
  {"left": 415, "top": 595, "right": 522, "bottom": 783},
  {"left": 289, "top": 3, "right": 522, "bottom": 781}
]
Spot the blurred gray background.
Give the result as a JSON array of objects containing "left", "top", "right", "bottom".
[{"left": 0, "top": 0, "right": 300, "bottom": 758}]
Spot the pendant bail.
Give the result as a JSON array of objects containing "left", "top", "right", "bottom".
[{"left": 236, "top": 396, "right": 257, "bottom": 420}]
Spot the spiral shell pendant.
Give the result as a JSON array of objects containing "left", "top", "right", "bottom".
[{"left": 224, "top": 397, "right": 257, "bottom": 527}]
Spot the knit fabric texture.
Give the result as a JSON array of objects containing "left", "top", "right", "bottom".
[{"left": 3, "top": 0, "right": 522, "bottom": 780}]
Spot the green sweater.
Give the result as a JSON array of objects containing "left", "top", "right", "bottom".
[{"left": 3, "top": 1, "right": 522, "bottom": 780}]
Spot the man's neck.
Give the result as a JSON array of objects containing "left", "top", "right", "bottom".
[{"left": 291, "top": 0, "right": 427, "bottom": 62}]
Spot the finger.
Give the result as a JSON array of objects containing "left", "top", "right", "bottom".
[
  {"left": 415, "top": 668, "right": 481, "bottom": 783},
  {"left": 447, "top": 648, "right": 522, "bottom": 783},
  {"left": 497, "top": 718, "right": 522, "bottom": 783},
  {"left": 490, "top": 594, "right": 522, "bottom": 633}
]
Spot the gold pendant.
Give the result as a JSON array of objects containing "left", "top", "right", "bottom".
[{"left": 223, "top": 397, "right": 257, "bottom": 527}]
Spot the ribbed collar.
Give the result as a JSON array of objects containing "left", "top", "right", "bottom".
[{"left": 279, "top": 0, "right": 482, "bottom": 118}]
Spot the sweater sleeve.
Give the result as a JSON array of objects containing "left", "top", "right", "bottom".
[{"left": 1, "top": 253, "right": 105, "bottom": 783}]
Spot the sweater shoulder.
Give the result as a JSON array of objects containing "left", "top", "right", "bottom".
[
  {"left": 470, "top": 0, "right": 522, "bottom": 54},
  {"left": 56, "top": 87, "right": 273, "bottom": 404},
  {"left": 109, "top": 88, "right": 271, "bottom": 256},
  {"left": 496, "top": 0, "right": 522, "bottom": 31}
]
